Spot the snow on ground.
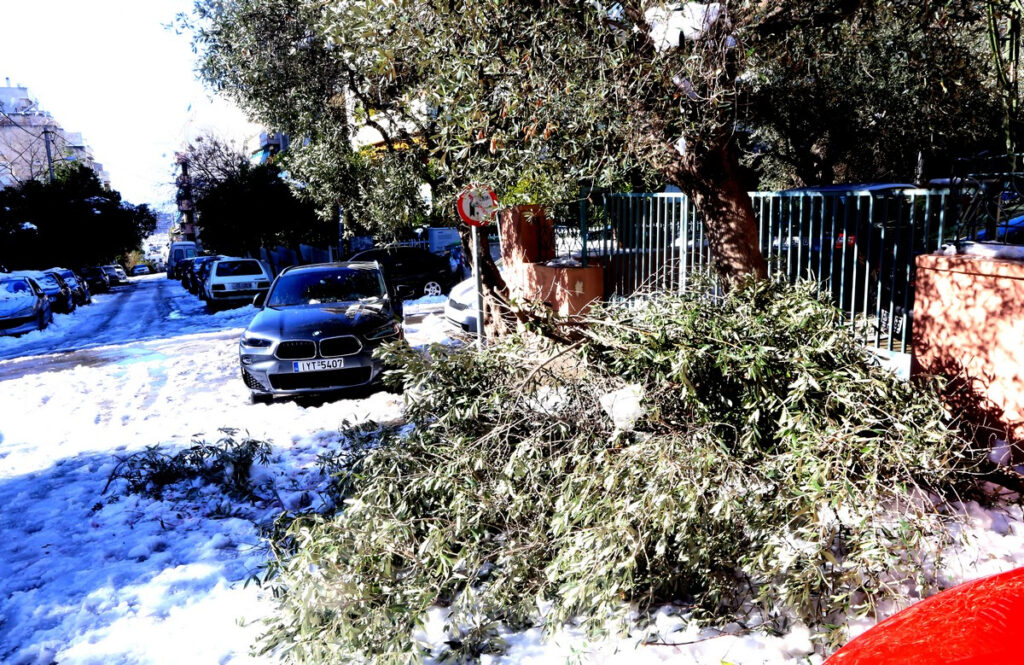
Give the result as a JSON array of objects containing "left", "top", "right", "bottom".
[{"left": 1, "top": 277, "right": 1023, "bottom": 664}]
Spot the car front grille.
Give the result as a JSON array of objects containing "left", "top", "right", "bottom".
[
  {"left": 319, "top": 335, "right": 362, "bottom": 357},
  {"left": 268, "top": 366, "right": 373, "bottom": 391},
  {"left": 275, "top": 340, "right": 317, "bottom": 360}
]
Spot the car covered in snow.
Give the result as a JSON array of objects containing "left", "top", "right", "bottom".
[
  {"left": 9, "top": 269, "right": 75, "bottom": 313},
  {"left": 202, "top": 258, "right": 272, "bottom": 310},
  {"left": 47, "top": 268, "right": 91, "bottom": 306},
  {"left": 0, "top": 274, "right": 53, "bottom": 335},
  {"left": 238, "top": 262, "right": 403, "bottom": 402}
]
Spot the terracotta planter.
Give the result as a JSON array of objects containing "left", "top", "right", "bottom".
[{"left": 499, "top": 205, "right": 554, "bottom": 265}]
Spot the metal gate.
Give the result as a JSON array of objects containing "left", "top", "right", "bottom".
[{"left": 564, "top": 189, "right": 957, "bottom": 352}]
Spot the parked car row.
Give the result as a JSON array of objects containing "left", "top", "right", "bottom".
[
  {"left": 176, "top": 255, "right": 275, "bottom": 312},
  {"left": 0, "top": 264, "right": 117, "bottom": 336}
]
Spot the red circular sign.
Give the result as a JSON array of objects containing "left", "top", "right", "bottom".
[{"left": 456, "top": 185, "right": 498, "bottom": 227}]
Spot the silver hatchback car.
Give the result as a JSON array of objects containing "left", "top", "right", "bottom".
[{"left": 238, "top": 262, "right": 403, "bottom": 402}]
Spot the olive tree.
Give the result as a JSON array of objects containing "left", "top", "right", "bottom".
[{"left": 190, "top": 0, "right": 1005, "bottom": 281}]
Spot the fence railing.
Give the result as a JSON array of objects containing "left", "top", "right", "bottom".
[{"left": 568, "top": 189, "right": 958, "bottom": 352}]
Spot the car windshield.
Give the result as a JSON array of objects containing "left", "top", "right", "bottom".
[
  {"left": 267, "top": 267, "right": 386, "bottom": 307},
  {"left": 37, "top": 274, "right": 60, "bottom": 288},
  {"left": 0, "top": 279, "right": 32, "bottom": 301},
  {"left": 216, "top": 260, "right": 264, "bottom": 277}
]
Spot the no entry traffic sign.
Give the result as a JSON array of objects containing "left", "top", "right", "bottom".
[{"left": 456, "top": 185, "right": 498, "bottom": 227}]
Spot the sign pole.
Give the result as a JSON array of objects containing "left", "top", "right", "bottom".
[
  {"left": 473, "top": 224, "right": 484, "bottom": 350},
  {"left": 455, "top": 183, "right": 497, "bottom": 352}
]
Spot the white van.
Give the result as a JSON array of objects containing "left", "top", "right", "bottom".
[{"left": 167, "top": 241, "right": 198, "bottom": 279}]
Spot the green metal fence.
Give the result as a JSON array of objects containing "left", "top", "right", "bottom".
[{"left": 567, "top": 189, "right": 957, "bottom": 352}]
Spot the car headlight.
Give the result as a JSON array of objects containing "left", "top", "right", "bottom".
[
  {"left": 366, "top": 322, "right": 402, "bottom": 340},
  {"left": 241, "top": 335, "right": 273, "bottom": 348}
]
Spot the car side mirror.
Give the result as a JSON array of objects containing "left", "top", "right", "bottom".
[{"left": 253, "top": 292, "right": 266, "bottom": 308}]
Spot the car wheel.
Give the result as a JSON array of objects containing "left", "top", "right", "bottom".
[
  {"left": 250, "top": 392, "right": 272, "bottom": 405},
  {"left": 422, "top": 280, "right": 444, "bottom": 297}
]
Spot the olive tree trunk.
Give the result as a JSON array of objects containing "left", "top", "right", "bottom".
[{"left": 665, "top": 139, "right": 768, "bottom": 282}]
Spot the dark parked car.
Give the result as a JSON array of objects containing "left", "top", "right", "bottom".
[
  {"left": 78, "top": 266, "right": 112, "bottom": 294},
  {"left": 349, "top": 246, "right": 457, "bottom": 298},
  {"left": 187, "top": 255, "right": 222, "bottom": 295},
  {"left": 9, "top": 270, "right": 75, "bottom": 313},
  {"left": 176, "top": 257, "right": 198, "bottom": 286},
  {"left": 0, "top": 274, "right": 53, "bottom": 335},
  {"left": 238, "top": 262, "right": 402, "bottom": 402},
  {"left": 48, "top": 268, "right": 91, "bottom": 306}
]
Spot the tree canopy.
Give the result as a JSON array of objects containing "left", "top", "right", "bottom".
[
  {"left": 188, "top": 0, "right": 1013, "bottom": 278},
  {"left": 0, "top": 164, "right": 156, "bottom": 270},
  {"left": 192, "top": 160, "right": 331, "bottom": 264}
]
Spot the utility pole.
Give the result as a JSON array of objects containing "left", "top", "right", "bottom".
[{"left": 43, "top": 128, "right": 55, "bottom": 183}]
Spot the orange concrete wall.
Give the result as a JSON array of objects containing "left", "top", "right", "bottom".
[
  {"left": 913, "top": 254, "right": 1024, "bottom": 441},
  {"left": 507, "top": 263, "right": 604, "bottom": 316},
  {"left": 499, "top": 205, "right": 554, "bottom": 265}
]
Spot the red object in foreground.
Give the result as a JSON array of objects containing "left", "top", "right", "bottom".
[{"left": 826, "top": 566, "right": 1024, "bottom": 664}]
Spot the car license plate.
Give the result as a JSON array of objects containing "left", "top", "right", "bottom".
[
  {"left": 229, "top": 282, "right": 256, "bottom": 291},
  {"left": 293, "top": 358, "right": 347, "bottom": 372}
]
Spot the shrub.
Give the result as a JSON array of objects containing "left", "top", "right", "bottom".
[
  {"left": 256, "top": 279, "right": 985, "bottom": 662},
  {"left": 104, "top": 429, "right": 270, "bottom": 500}
]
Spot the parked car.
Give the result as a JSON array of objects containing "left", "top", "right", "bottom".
[
  {"left": 48, "top": 268, "right": 91, "bottom": 305},
  {"left": 974, "top": 213, "right": 1024, "bottom": 244},
  {"left": 186, "top": 255, "right": 222, "bottom": 295},
  {"left": 176, "top": 257, "right": 198, "bottom": 287},
  {"left": 130, "top": 264, "right": 151, "bottom": 276},
  {"left": 9, "top": 270, "right": 75, "bottom": 313},
  {"left": 78, "top": 266, "right": 112, "bottom": 294},
  {"left": 444, "top": 266, "right": 504, "bottom": 333},
  {"left": 101, "top": 264, "right": 129, "bottom": 286},
  {"left": 203, "top": 258, "right": 272, "bottom": 310},
  {"left": 238, "top": 262, "right": 403, "bottom": 402},
  {"left": 349, "top": 246, "right": 458, "bottom": 298},
  {"left": 167, "top": 241, "right": 198, "bottom": 279},
  {"left": 0, "top": 274, "right": 53, "bottom": 335}
]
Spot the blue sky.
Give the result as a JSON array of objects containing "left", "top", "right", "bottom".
[{"left": 0, "top": 0, "right": 258, "bottom": 208}]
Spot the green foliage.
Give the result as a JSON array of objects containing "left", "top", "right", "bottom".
[
  {"left": 0, "top": 164, "right": 156, "bottom": 269},
  {"left": 255, "top": 280, "right": 984, "bottom": 663},
  {"left": 743, "top": 3, "right": 1002, "bottom": 187},
  {"left": 104, "top": 431, "right": 271, "bottom": 501},
  {"left": 194, "top": 161, "right": 331, "bottom": 258}
]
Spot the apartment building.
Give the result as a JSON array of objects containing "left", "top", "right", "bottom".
[{"left": 0, "top": 78, "right": 110, "bottom": 189}]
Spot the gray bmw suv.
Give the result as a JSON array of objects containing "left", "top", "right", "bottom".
[{"left": 238, "top": 262, "right": 403, "bottom": 402}]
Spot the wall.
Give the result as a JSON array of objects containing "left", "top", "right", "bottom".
[
  {"left": 913, "top": 253, "right": 1024, "bottom": 445},
  {"left": 506, "top": 263, "right": 604, "bottom": 317}
]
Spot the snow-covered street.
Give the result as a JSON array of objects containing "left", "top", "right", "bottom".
[
  {"left": 0, "top": 275, "right": 427, "bottom": 664},
  {"left": 2, "top": 274, "right": 1024, "bottom": 665}
]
